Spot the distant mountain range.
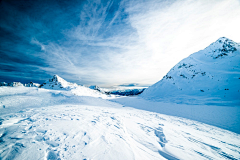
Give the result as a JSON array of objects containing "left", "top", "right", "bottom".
[
  {"left": 0, "top": 81, "right": 40, "bottom": 87},
  {"left": 0, "top": 75, "right": 145, "bottom": 96},
  {"left": 141, "top": 37, "right": 240, "bottom": 105},
  {"left": 89, "top": 85, "right": 145, "bottom": 96}
]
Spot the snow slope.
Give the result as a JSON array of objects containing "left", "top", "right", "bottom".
[
  {"left": 0, "top": 87, "right": 240, "bottom": 160},
  {"left": 141, "top": 37, "right": 240, "bottom": 105}
]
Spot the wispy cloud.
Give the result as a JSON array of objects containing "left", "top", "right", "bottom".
[{"left": 1, "top": 0, "right": 240, "bottom": 86}]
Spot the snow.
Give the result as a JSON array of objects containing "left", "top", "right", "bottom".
[
  {"left": 0, "top": 86, "right": 240, "bottom": 160},
  {"left": 1, "top": 38, "right": 240, "bottom": 159},
  {"left": 141, "top": 37, "right": 240, "bottom": 105},
  {"left": 111, "top": 97, "right": 240, "bottom": 134}
]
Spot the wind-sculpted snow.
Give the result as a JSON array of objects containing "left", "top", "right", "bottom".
[
  {"left": 0, "top": 87, "right": 240, "bottom": 160},
  {"left": 141, "top": 37, "right": 240, "bottom": 105}
]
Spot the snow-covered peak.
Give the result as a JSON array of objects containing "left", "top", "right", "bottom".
[
  {"left": 49, "top": 75, "right": 69, "bottom": 87},
  {"left": 50, "top": 75, "right": 65, "bottom": 83},
  {"left": 39, "top": 75, "right": 108, "bottom": 98},
  {"left": 39, "top": 75, "right": 78, "bottom": 90},
  {"left": 204, "top": 37, "right": 238, "bottom": 59}
]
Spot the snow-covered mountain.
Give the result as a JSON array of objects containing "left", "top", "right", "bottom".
[
  {"left": 39, "top": 75, "right": 77, "bottom": 90},
  {"left": 39, "top": 75, "right": 107, "bottom": 97},
  {"left": 0, "top": 82, "right": 24, "bottom": 87},
  {"left": 141, "top": 37, "right": 240, "bottom": 105},
  {"left": 25, "top": 82, "right": 40, "bottom": 87},
  {"left": 0, "top": 81, "right": 40, "bottom": 87}
]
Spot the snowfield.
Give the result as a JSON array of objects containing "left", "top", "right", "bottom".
[{"left": 0, "top": 87, "right": 240, "bottom": 160}]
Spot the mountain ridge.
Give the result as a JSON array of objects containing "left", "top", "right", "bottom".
[{"left": 141, "top": 37, "right": 240, "bottom": 105}]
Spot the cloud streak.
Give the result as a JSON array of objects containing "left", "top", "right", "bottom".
[{"left": 1, "top": 0, "right": 240, "bottom": 87}]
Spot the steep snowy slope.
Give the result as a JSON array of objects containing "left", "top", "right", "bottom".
[
  {"left": 141, "top": 37, "right": 240, "bottom": 105},
  {"left": 39, "top": 75, "right": 107, "bottom": 98}
]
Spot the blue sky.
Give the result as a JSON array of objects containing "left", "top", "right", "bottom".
[{"left": 1, "top": 0, "right": 240, "bottom": 87}]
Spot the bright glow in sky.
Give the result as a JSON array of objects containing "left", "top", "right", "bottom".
[{"left": 1, "top": 0, "right": 240, "bottom": 87}]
